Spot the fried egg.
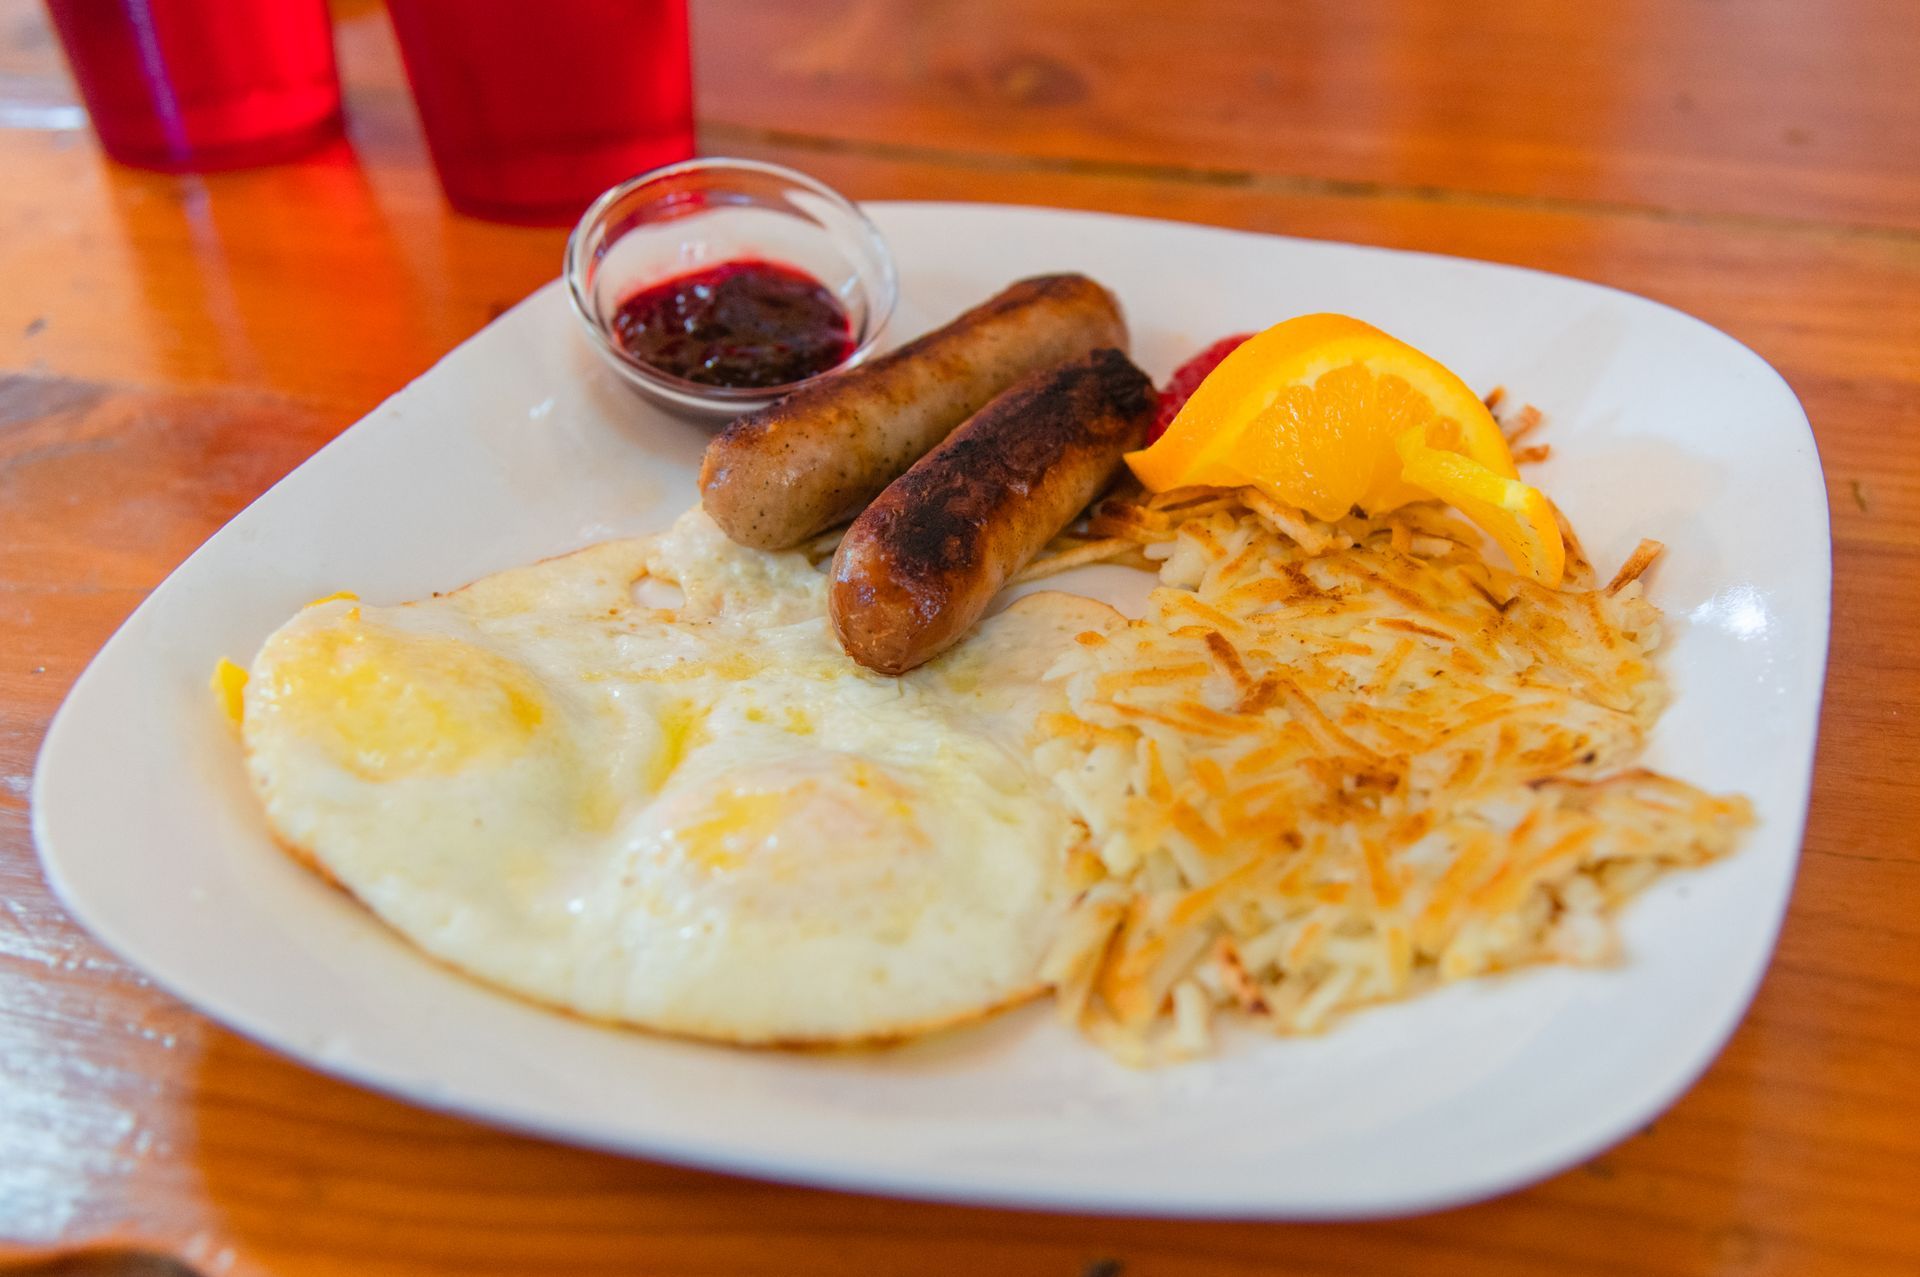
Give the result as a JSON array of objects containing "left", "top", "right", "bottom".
[{"left": 240, "top": 507, "right": 1119, "bottom": 1044}]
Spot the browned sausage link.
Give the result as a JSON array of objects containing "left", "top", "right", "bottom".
[
  {"left": 830, "top": 348, "right": 1154, "bottom": 674},
  {"left": 698, "top": 274, "right": 1126, "bottom": 550}
]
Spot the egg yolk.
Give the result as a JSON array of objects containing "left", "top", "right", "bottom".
[
  {"left": 261, "top": 618, "right": 547, "bottom": 780},
  {"left": 645, "top": 701, "right": 706, "bottom": 791},
  {"left": 664, "top": 764, "right": 928, "bottom": 875},
  {"left": 210, "top": 657, "right": 249, "bottom": 727},
  {"left": 671, "top": 787, "right": 796, "bottom": 872}
]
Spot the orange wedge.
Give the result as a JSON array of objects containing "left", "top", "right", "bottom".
[
  {"left": 1127, "top": 314, "right": 1516, "bottom": 519},
  {"left": 1397, "top": 431, "right": 1566, "bottom": 588},
  {"left": 1126, "top": 313, "right": 1566, "bottom": 585}
]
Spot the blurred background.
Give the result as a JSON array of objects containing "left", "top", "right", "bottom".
[{"left": 2, "top": 0, "right": 1913, "bottom": 424}]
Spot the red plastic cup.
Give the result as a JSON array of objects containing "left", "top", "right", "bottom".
[
  {"left": 385, "top": 0, "right": 696, "bottom": 225},
  {"left": 44, "top": 0, "right": 341, "bottom": 172}
]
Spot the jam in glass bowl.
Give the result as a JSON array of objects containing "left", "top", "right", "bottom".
[{"left": 565, "top": 157, "right": 898, "bottom": 420}]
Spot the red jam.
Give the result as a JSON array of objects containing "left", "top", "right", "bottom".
[
  {"left": 610, "top": 259, "right": 855, "bottom": 390},
  {"left": 1149, "top": 333, "right": 1255, "bottom": 443}
]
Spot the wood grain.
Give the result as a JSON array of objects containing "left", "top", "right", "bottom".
[
  {"left": 690, "top": 0, "right": 1920, "bottom": 234},
  {"left": 3, "top": 0, "right": 1918, "bottom": 1274}
]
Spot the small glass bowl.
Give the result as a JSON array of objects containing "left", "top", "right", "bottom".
[{"left": 564, "top": 157, "right": 898, "bottom": 420}]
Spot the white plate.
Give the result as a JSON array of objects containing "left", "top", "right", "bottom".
[{"left": 33, "top": 204, "right": 1829, "bottom": 1218}]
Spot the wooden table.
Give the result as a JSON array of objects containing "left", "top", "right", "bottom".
[{"left": 4, "top": 1, "right": 1917, "bottom": 1272}]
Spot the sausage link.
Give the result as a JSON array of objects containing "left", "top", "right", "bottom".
[
  {"left": 829, "top": 348, "right": 1154, "bottom": 674},
  {"left": 698, "top": 274, "right": 1126, "bottom": 550}
]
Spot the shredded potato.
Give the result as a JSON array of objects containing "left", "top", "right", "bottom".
[
  {"left": 1014, "top": 536, "right": 1152, "bottom": 583},
  {"left": 1034, "top": 486, "right": 1751, "bottom": 1063}
]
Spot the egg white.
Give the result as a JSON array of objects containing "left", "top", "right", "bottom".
[{"left": 241, "top": 507, "right": 1119, "bottom": 1043}]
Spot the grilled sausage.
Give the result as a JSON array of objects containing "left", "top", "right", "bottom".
[
  {"left": 699, "top": 274, "right": 1127, "bottom": 550},
  {"left": 830, "top": 348, "right": 1154, "bottom": 674}
]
